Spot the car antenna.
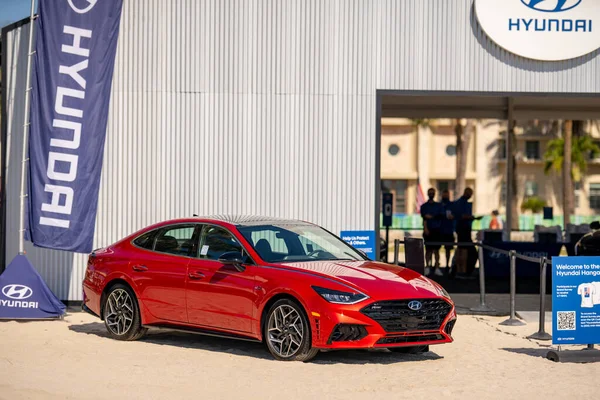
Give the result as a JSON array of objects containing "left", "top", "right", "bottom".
[{"left": 193, "top": 213, "right": 198, "bottom": 217}]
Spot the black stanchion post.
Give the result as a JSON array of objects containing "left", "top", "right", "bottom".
[
  {"left": 501, "top": 250, "right": 526, "bottom": 326},
  {"left": 470, "top": 243, "right": 495, "bottom": 313},
  {"left": 393, "top": 239, "right": 400, "bottom": 265},
  {"left": 528, "top": 257, "right": 552, "bottom": 340},
  {"left": 385, "top": 226, "right": 389, "bottom": 263}
]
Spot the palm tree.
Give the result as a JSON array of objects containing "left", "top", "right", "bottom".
[
  {"left": 544, "top": 120, "right": 600, "bottom": 226},
  {"left": 454, "top": 119, "right": 474, "bottom": 197}
]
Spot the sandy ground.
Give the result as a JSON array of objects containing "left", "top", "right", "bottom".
[{"left": 1, "top": 312, "right": 599, "bottom": 400}]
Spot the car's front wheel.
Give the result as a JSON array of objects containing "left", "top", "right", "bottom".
[
  {"left": 264, "top": 299, "right": 319, "bottom": 362},
  {"left": 102, "top": 283, "right": 147, "bottom": 341}
]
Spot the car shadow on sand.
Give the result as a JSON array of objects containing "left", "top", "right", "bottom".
[{"left": 68, "top": 322, "right": 443, "bottom": 364}]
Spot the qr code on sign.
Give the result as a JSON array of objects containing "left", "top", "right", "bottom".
[{"left": 557, "top": 311, "right": 576, "bottom": 331}]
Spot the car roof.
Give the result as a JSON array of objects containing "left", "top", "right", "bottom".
[{"left": 193, "top": 215, "right": 314, "bottom": 227}]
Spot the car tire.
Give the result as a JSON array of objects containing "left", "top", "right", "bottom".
[
  {"left": 264, "top": 299, "right": 319, "bottom": 362},
  {"left": 388, "top": 345, "right": 429, "bottom": 354},
  {"left": 102, "top": 283, "right": 147, "bottom": 341}
]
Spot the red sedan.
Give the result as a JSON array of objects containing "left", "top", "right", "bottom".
[{"left": 83, "top": 216, "right": 456, "bottom": 361}]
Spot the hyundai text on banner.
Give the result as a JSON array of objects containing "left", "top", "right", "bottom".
[{"left": 28, "top": 0, "right": 124, "bottom": 252}]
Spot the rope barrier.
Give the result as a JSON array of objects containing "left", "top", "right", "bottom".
[{"left": 390, "top": 239, "right": 554, "bottom": 323}]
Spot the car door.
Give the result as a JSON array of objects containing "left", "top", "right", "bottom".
[
  {"left": 130, "top": 224, "right": 200, "bottom": 323},
  {"left": 186, "top": 224, "right": 257, "bottom": 334}
]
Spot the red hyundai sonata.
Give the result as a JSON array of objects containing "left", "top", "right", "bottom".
[{"left": 82, "top": 216, "right": 456, "bottom": 361}]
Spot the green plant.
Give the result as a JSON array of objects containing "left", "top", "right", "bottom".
[
  {"left": 544, "top": 133, "right": 600, "bottom": 182},
  {"left": 521, "top": 196, "right": 547, "bottom": 213}
]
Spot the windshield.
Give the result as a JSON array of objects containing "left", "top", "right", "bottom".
[{"left": 237, "top": 224, "right": 367, "bottom": 263}]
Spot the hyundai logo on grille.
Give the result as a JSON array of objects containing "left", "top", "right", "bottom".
[
  {"left": 2, "top": 284, "right": 33, "bottom": 300},
  {"left": 520, "top": 0, "right": 582, "bottom": 13},
  {"left": 408, "top": 301, "right": 422, "bottom": 311}
]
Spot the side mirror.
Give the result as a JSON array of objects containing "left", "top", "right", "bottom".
[
  {"left": 591, "top": 221, "right": 600, "bottom": 230},
  {"left": 218, "top": 251, "right": 246, "bottom": 272}
]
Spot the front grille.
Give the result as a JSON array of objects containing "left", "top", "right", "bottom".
[
  {"left": 327, "top": 324, "right": 368, "bottom": 344},
  {"left": 376, "top": 334, "right": 444, "bottom": 345},
  {"left": 361, "top": 299, "right": 452, "bottom": 333}
]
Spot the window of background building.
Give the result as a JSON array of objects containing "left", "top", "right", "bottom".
[
  {"left": 591, "top": 141, "right": 600, "bottom": 159},
  {"left": 525, "top": 181, "right": 538, "bottom": 198},
  {"left": 498, "top": 139, "right": 507, "bottom": 159},
  {"left": 589, "top": 183, "right": 600, "bottom": 210},
  {"left": 437, "top": 180, "right": 455, "bottom": 199},
  {"left": 525, "top": 141, "right": 540, "bottom": 160},
  {"left": 445, "top": 145, "right": 456, "bottom": 156},
  {"left": 388, "top": 144, "right": 400, "bottom": 156},
  {"left": 381, "top": 180, "right": 408, "bottom": 214}
]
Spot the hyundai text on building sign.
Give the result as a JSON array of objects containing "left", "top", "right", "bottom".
[
  {"left": 475, "top": 0, "right": 600, "bottom": 61},
  {"left": 28, "top": 0, "right": 124, "bottom": 252}
]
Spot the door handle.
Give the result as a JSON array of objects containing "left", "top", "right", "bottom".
[
  {"left": 132, "top": 265, "right": 148, "bottom": 272},
  {"left": 188, "top": 271, "right": 205, "bottom": 280}
]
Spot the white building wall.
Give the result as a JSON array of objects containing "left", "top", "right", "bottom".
[{"left": 4, "top": 0, "right": 600, "bottom": 300}]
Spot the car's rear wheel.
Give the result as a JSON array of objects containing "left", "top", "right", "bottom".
[
  {"left": 388, "top": 345, "right": 429, "bottom": 354},
  {"left": 102, "top": 284, "right": 147, "bottom": 341},
  {"left": 264, "top": 299, "right": 319, "bottom": 362}
]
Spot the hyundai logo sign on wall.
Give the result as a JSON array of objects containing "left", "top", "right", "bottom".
[
  {"left": 2, "top": 284, "right": 33, "bottom": 300},
  {"left": 521, "top": 0, "right": 582, "bottom": 13},
  {"left": 475, "top": 0, "right": 600, "bottom": 61},
  {"left": 408, "top": 301, "right": 422, "bottom": 311}
]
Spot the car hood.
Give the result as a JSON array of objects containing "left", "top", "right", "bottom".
[{"left": 279, "top": 260, "right": 444, "bottom": 300}]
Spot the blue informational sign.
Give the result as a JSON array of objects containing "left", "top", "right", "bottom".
[
  {"left": 27, "top": 0, "right": 124, "bottom": 252},
  {"left": 340, "top": 231, "right": 376, "bottom": 260},
  {"left": 552, "top": 256, "right": 600, "bottom": 345}
]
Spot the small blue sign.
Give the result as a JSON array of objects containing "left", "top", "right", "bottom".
[
  {"left": 340, "top": 231, "right": 376, "bottom": 260},
  {"left": 552, "top": 256, "right": 600, "bottom": 345}
]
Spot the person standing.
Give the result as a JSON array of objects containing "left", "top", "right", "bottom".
[
  {"left": 489, "top": 210, "right": 503, "bottom": 230},
  {"left": 440, "top": 190, "right": 455, "bottom": 273},
  {"left": 421, "top": 188, "right": 443, "bottom": 276},
  {"left": 451, "top": 187, "right": 481, "bottom": 278}
]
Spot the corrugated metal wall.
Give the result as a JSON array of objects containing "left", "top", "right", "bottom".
[{"left": 4, "top": 0, "right": 600, "bottom": 300}]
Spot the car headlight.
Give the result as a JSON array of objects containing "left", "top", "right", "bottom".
[
  {"left": 312, "top": 286, "right": 369, "bottom": 304},
  {"left": 438, "top": 286, "right": 451, "bottom": 300}
]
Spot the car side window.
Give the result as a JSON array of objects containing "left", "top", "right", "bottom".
[
  {"left": 154, "top": 225, "right": 199, "bottom": 257},
  {"left": 199, "top": 225, "right": 243, "bottom": 260},
  {"left": 133, "top": 230, "right": 158, "bottom": 250}
]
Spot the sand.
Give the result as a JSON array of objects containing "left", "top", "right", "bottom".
[{"left": 0, "top": 312, "right": 598, "bottom": 400}]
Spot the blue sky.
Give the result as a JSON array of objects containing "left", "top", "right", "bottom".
[{"left": 0, "top": 0, "right": 36, "bottom": 28}]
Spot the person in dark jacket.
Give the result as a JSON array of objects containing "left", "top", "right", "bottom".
[
  {"left": 440, "top": 190, "right": 455, "bottom": 272},
  {"left": 451, "top": 187, "right": 481, "bottom": 278},
  {"left": 421, "top": 188, "right": 444, "bottom": 276}
]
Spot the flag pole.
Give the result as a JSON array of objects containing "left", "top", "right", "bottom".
[{"left": 18, "top": 0, "right": 37, "bottom": 254}]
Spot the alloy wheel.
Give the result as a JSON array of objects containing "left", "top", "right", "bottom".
[
  {"left": 267, "top": 304, "right": 304, "bottom": 358},
  {"left": 105, "top": 288, "right": 134, "bottom": 336}
]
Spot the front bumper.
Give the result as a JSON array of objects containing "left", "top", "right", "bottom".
[{"left": 310, "top": 297, "right": 456, "bottom": 349}]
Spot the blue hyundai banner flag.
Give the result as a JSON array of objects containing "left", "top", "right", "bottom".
[
  {"left": 27, "top": 0, "right": 124, "bottom": 252},
  {"left": 0, "top": 255, "right": 65, "bottom": 319}
]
